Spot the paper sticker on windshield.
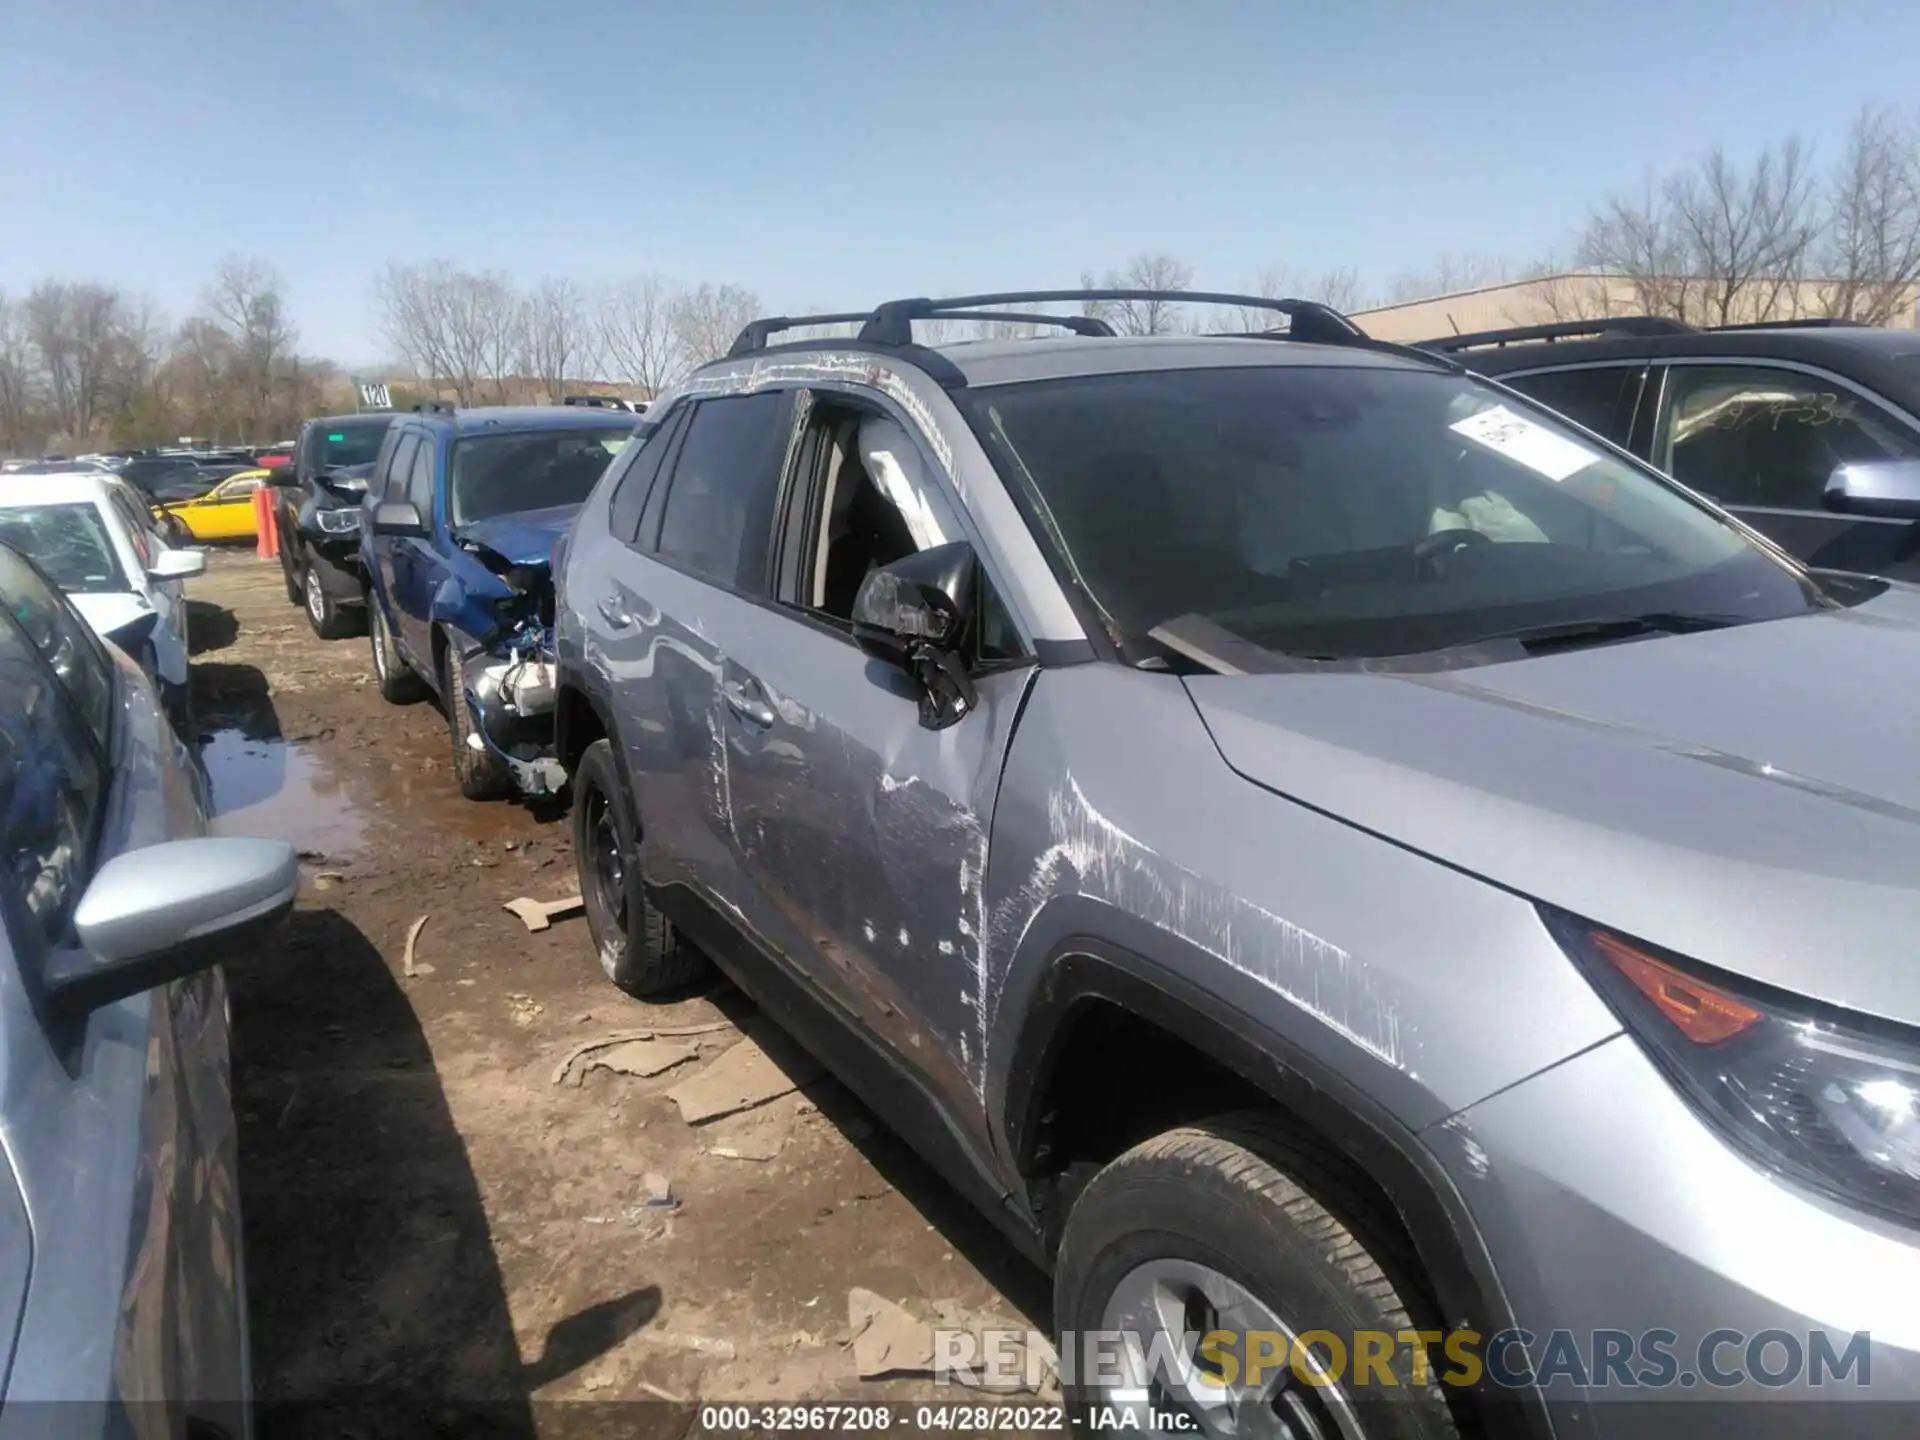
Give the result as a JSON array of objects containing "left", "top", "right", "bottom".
[{"left": 1450, "top": 404, "right": 1598, "bottom": 481}]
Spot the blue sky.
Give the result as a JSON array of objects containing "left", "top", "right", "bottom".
[{"left": 3, "top": 0, "right": 1916, "bottom": 364}]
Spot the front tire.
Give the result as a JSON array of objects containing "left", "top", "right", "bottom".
[
  {"left": 368, "top": 595, "right": 428, "bottom": 704},
  {"left": 1055, "top": 1114, "right": 1459, "bottom": 1440},
  {"left": 303, "top": 561, "right": 362, "bottom": 640},
  {"left": 571, "top": 738, "right": 707, "bottom": 996},
  {"left": 441, "top": 642, "right": 515, "bottom": 801}
]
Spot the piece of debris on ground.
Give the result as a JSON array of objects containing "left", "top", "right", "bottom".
[
  {"left": 550, "top": 1021, "right": 738, "bottom": 1087},
  {"left": 402, "top": 912, "right": 431, "bottom": 978},
  {"left": 667, "top": 1024, "right": 824, "bottom": 1125},
  {"left": 848, "top": 1288, "right": 937, "bottom": 1379},
  {"left": 504, "top": 893, "right": 585, "bottom": 933}
]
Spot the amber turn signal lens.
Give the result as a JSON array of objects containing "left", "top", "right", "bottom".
[{"left": 1591, "top": 931, "right": 1762, "bottom": 1045}]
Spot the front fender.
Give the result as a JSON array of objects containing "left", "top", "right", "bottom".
[{"left": 429, "top": 566, "right": 509, "bottom": 641}]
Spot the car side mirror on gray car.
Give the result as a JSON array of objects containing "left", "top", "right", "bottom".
[
  {"left": 45, "top": 837, "right": 298, "bottom": 1020},
  {"left": 371, "top": 499, "right": 427, "bottom": 537},
  {"left": 1824, "top": 458, "right": 1920, "bottom": 520},
  {"left": 851, "top": 541, "right": 980, "bottom": 730}
]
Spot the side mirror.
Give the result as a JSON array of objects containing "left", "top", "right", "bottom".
[
  {"left": 1824, "top": 458, "right": 1920, "bottom": 520},
  {"left": 372, "top": 499, "right": 427, "bottom": 537},
  {"left": 147, "top": 547, "right": 206, "bottom": 580},
  {"left": 47, "top": 837, "right": 297, "bottom": 1019},
  {"left": 851, "top": 541, "right": 979, "bottom": 729}
]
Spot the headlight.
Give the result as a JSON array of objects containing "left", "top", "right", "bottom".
[
  {"left": 313, "top": 507, "right": 361, "bottom": 535},
  {"left": 1547, "top": 907, "right": 1920, "bottom": 1227}
]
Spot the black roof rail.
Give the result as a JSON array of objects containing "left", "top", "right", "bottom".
[
  {"left": 857, "top": 290, "right": 1367, "bottom": 347},
  {"left": 1709, "top": 317, "right": 1871, "bottom": 332},
  {"left": 727, "top": 312, "right": 875, "bottom": 357},
  {"left": 1418, "top": 316, "right": 1698, "bottom": 353},
  {"left": 726, "top": 308, "right": 1115, "bottom": 358},
  {"left": 917, "top": 310, "right": 1116, "bottom": 337},
  {"left": 562, "top": 395, "right": 641, "bottom": 411},
  {"left": 411, "top": 399, "right": 456, "bottom": 415}
]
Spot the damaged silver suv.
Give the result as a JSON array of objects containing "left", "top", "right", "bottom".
[{"left": 554, "top": 291, "right": 1920, "bottom": 1437}]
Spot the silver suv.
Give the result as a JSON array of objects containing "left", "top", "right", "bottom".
[{"left": 554, "top": 291, "right": 1920, "bottom": 1437}]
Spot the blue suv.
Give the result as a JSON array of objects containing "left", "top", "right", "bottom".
[{"left": 360, "top": 402, "right": 637, "bottom": 799}]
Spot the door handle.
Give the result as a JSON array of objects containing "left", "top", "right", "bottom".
[
  {"left": 721, "top": 679, "right": 776, "bottom": 728},
  {"left": 597, "top": 596, "right": 633, "bottom": 629}
]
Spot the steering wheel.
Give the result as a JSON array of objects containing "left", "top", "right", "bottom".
[{"left": 1413, "top": 526, "right": 1493, "bottom": 577}]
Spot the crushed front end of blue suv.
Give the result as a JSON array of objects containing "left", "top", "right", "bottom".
[{"left": 442, "top": 506, "right": 571, "bottom": 796}]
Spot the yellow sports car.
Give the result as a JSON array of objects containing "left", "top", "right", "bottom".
[{"left": 154, "top": 468, "right": 271, "bottom": 542}]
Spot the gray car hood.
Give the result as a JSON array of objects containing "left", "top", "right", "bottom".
[{"left": 1185, "top": 583, "right": 1920, "bottom": 1026}]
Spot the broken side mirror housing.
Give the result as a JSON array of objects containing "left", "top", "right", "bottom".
[
  {"left": 372, "top": 499, "right": 427, "bottom": 537},
  {"left": 852, "top": 541, "right": 979, "bottom": 729},
  {"left": 1824, "top": 458, "right": 1920, "bottom": 520},
  {"left": 49, "top": 837, "right": 298, "bottom": 1019}
]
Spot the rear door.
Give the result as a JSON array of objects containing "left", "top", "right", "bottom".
[
  {"left": 390, "top": 434, "right": 442, "bottom": 668},
  {"left": 1651, "top": 360, "right": 1920, "bottom": 578},
  {"left": 592, "top": 390, "right": 801, "bottom": 920},
  {"left": 368, "top": 428, "right": 419, "bottom": 633}
]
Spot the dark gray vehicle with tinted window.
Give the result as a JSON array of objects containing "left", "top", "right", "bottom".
[
  {"left": 1427, "top": 316, "right": 1920, "bottom": 581},
  {"left": 271, "top": 412, "right": 397, "bottom": 640},
  {"left": 556, "top": 292, "right": 1920, "bottom": 1438},
  {"left": 0, "top": 540, "right": 296, "bottom": 1436}
]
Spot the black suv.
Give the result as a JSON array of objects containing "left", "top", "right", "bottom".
[
  {"left": 271, "top": 412, "right": 396, "bottom": 638},
  {"left": 1427, "top": 318, "right": 1920, "bottom": 580}
]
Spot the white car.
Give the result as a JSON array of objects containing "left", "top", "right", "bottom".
[{"left": 0, "top": 471, "right": 206, "bottom": 734}]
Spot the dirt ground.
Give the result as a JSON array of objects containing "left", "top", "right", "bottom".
[{"left": 187, "top": 550, "right": 1046, "bottom": 1437}]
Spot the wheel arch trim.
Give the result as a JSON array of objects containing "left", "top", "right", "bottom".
[{"left": 999, "top": 936, "right": 1548, "bottom": 1436}]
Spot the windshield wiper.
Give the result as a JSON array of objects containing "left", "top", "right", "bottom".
[{"left": 1465, "top": 611, "right": 1742, "bottom": 654}]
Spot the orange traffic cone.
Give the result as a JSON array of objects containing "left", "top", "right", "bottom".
[{"left": 254, "top": 487, "right": 279, "bottom": 559}]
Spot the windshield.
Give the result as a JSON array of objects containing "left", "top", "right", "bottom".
[
  {"left": 448, "top": 427, "right": 632, "bottom": 526},
  {"left": 0, "top": 503, "right": 127, "bottom": 594},
  {"left": 958, "top": 365, "right": 1822, "bottom": 663},
  {"left": 314, "top": 417, "right": 394, "bottom": 471}
]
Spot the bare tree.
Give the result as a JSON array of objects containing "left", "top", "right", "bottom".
[
  {"left": 202, "top": 256, "right": 296, "bottom": 435},
  {"left": 598, "top": 274, "right": 681, "bottom": 397},
  {"left": 0, "top": 292, "right": 41, "bottom": 455},
  {"left": 376, "top": 261, "right": 468, "bottom": 403},
  {"left": 669, "top": 283, "right": 760, "bottom": 369},
  {"left": 1823, "top": 104, "right": 1920, "bottom": 325},
  {"left": 1382, "top": 253, "right": 1513, "bottom": 306},
  {"left": 374, "top": 262, "right": 527, "bottom": 405},
  {"left": 25, "top": 282, "right": 129, "bottom": 442},
  {"left": 518, "top": 277, "right": 591, "bottom": 403},
  {"left": 1580, "top": 138, "right": 1818, "bottom": 325},
  {"left": 1673, "top": 139, "right": 1817, "bottom": 324},
  {"left": 461, "top": 271, "right": 522, "bottom": 404},
  {"left": 1080, "top": 253, "right": 1194, "bottom": 335},
  {"left": 1229, "top": 264, "right": 1366, "bottom": 330}
]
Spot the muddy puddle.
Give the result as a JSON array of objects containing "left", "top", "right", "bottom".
[{"left": 202, "top": 729, "right": 367, "bottom": 861}]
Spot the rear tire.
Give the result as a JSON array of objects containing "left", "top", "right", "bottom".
[
  {"left": 572, "top": 738, "right": 707, "bottom": 996},
  {"left": 303, "top": 561, "right": 362, "bottom": 640},
  {"left": 368, "top": 594, "right": 428, "bottom": 704},
  {"left": 442, "top": 642, "right": 515, "bottom": 801},
  {"left": 1055, "top": 1113, "right": 1460, "bottom": 1440}
]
